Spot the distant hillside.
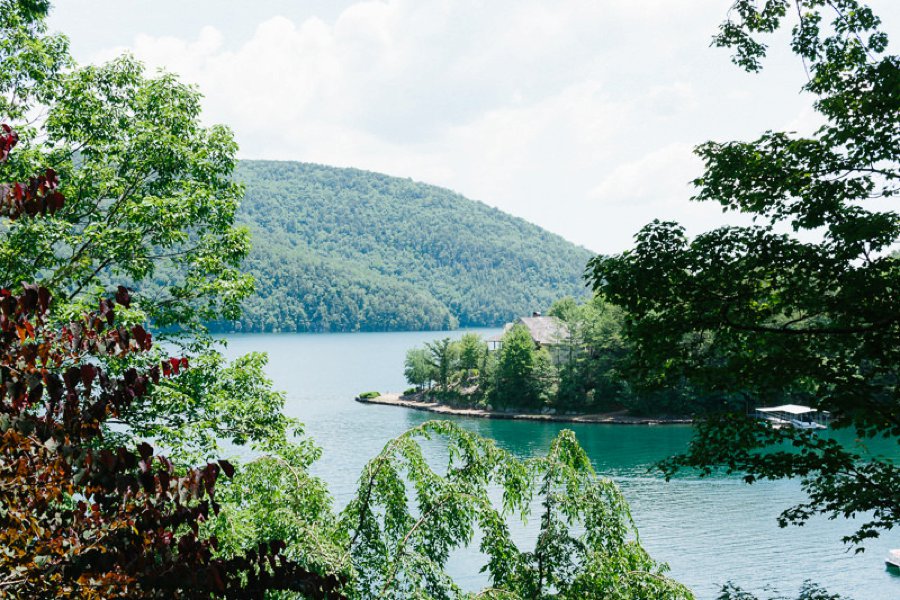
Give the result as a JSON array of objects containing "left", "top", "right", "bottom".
[{"left": 219, "top": 160, "right": 594, "bottom": 332}]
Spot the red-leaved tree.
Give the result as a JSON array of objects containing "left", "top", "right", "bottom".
[{"left": 0, "top": 124, "right": 345, "bottom": 598}]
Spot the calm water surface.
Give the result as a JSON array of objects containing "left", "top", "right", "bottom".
[{"left": 221, "top": 331, "right": 899, "bottom": 600}]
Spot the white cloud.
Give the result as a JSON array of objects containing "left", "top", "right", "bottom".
[
  {"left": 70, "top": 0, "right": 900, "bottom": 253},
  {"left": 591, "top": 143, "right": 699, "bottom": 207}
]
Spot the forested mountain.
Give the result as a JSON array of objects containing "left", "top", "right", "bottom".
[{"left": 218, "top": 160, "right": 594, "bottom": 332}]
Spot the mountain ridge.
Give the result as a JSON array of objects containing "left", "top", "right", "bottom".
[{"left": 220, "top": 160, "right": 594, "bottom": 332}]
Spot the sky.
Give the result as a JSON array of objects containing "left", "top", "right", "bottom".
[{"left": 48, "top": 1, "right": 900, "bottom": 254}]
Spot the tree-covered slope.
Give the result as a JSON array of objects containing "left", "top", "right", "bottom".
[{"left": 223, "top": 160, "right": 593, "bottom": 332}]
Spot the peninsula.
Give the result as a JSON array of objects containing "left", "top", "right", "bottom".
[{"left": 355, "top": 393, "right": 692, "bottom": 425}]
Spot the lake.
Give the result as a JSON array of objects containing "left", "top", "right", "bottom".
[{"left": 220, "top": 330, "right": 899, "bottom": 600}]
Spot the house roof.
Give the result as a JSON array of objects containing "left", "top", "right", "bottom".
[
  {"left": 487, "top": 315, "right": 571, "bottom": 346},
  {"left": 517, "top": 316, "right": 569, "bottom": 345}
]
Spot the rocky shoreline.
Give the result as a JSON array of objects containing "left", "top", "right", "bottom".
[{"left": 355, "top": 393, "right": 692, "bottom": 425}]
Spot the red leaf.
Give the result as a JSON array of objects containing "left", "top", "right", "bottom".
[
  {"left": 137, "top": 442, "right": 153, "bottom": 462},
  {"left": 37, "top": 287, "right": 51, "bottom": 314},
  {"left": 115, "top": 286, "right": 131, "bottom": 308},
  {"left": 218, "top": 459, "right": 235, "bottom": 478},
  {"left": 81, "top": 364, "right": 97, "bottom": 395}
]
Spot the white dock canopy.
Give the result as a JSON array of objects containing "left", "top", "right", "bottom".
[{"left": 756, "top": 404, "right": 819, "bottom": 415}]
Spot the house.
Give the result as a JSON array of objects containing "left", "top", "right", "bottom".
[{"left": 487, "top": 312, "right": 570, "bottom": 352}]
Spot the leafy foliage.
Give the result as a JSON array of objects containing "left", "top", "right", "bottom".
[
  {"left": 492, "top": 325, "right": 556, "bottom": 410},
  {"left": 457, "top": 333, "right": 486, "bottom": 377},
  {"left": 1, "top": 3, "right": 251, "bottom": 335},
  {"left": 115, "top": 350, "right": 302, "bottom": 464},
  {"left": 405, "top": 347, "right": 435, "bottom": 392},
  {"left": 342, "top": 421, "right": 693, "bottom": 599},
  {"left": 0, "top": 286, "right": 342, "bottom": 598},
  {"left": 426, "top": 337, "right": 460, "bottom": 393},
  {"left": 0, "top": 116, "right": 344, "bottom": 596},
  {"left": 403, "top": 298, "right": 704, "bottom": 416},
  {"left": 219, "top": 161, "right": 593, "bottom": 332},
  {"left": 0, "top": 0, "right": 304, "bottom": 538},
  {"left": 588, "top": 0, "right": 900, "bottom": 545},
  {"left": 208, "top": 438, "right": 351, "bottom": 598}
]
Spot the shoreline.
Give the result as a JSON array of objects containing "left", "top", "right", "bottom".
[{"left": 355, "top": 393, "right": 692, "bottom": 425}]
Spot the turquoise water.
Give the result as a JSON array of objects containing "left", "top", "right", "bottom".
[{"left": 220, "top": 331, "right": 900, "bottom": 599}]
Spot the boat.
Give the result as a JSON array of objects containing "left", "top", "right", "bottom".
[
  {"left": 755, "top": 404, "right": 829, "bottom": 430},
  {"left": 886, "top": 549, "right": 900, "bottom": 571}
]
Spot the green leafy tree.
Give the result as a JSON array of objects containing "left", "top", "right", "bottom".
[
  {"left": 0, "top": 0, "right": 289, "bottom": 462},
  {"left": 551, "top": 297, "right": 630, "bottom": 411},
  {"left": 2, "top": 46, "right": 252, "bottom": 334},
  {"left": 0, "top": 113, "right": 341, "bottom": 597},
  {"left": 342, "top": 421, "right": 693, "bottom": 599},
  {"left": 546, "top": 296, "right": 581, "bottom": 324},
  {"left": 208, "top": 438, "right": 351, "bottom": 593},
  {"left": 588, "top": 0, "right": 900, "bottom": 545},
  {"left": 550, "top": 296, "right": 699, "bottom": 415},
  {"left": 404, "top": 347, "right": 435, "bottom": 391},
  {"left": 457, "top": 332, "right": 486, "bottom": 379},
  {"left": 426, "top": 337, "right": 459, "bottom": 393},
  {"left": 493, "top": 325, "right": 555, "bottom": 409},
  {"left": 0, "top": 0, "right": 69, "bottom": 123},
  {"left": 1, "top": 4, "right": 339, "bottom": 596}
]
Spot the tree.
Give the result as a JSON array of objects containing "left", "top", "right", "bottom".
[
  {"left": 0, "top": 286, "right": 342, "bottom": 598},
  {"left": 425, "top": 337, "right": 458, "bottom": 393},
  {"left": 404, "top": 347, "right": 434, "bottom": 391},
  {"left": 551, "top": 297, "right": 630, "bottom": 411},
  {"left": 549, "top": 296, "right": 699, "bottom": 415},
  {"left": 1, "top": 4, "right": 343, "bottom": 595},
  {"left": 588, "top": 0, "right": 900, "bottom": 546},
  {"left": 342, "top": 421, "right": 693, "bottom": 599},
  {"left": 0, "top": 0, "right": 69, "bottom": 124},
  {"left": 2, "top": 33, "right": 252, "bottom": 334},
  {"left": 0, "top": 125, "right": 342, "bottom": 596},
  {"left": 546, "top": 296, "right": 581, "bottom": 324},
  {"left": 492, "top": 325, "right": 555, "bottom": 409},
  {"left": 0, "top": 0, "right": 300, "bottom": 475},
  {"left": 457, "top": 332, "right": 485, "bottom": 380}
]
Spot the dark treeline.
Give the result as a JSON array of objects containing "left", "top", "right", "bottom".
[{"left": 209, "top": 160, "right": 593, "bottom": 332}]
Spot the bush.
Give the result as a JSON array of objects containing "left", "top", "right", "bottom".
[{"left": 358, "top": 391, "right": 381, "bottom": 399}]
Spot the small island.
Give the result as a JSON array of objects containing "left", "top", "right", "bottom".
[{"left": 361, "top": 298, "right": 704, "bottom": 425}]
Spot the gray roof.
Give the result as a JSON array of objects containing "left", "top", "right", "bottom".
[
  {"left": 488, "top": 316, "right": 570, "bottom": 345},
  {"left": 516, "top": 316, "right": 570, "bottom": 345}
]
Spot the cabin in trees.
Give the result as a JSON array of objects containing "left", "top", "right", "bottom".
[{"left": 487, "top": 313, "right": 570, "bottom": 356}]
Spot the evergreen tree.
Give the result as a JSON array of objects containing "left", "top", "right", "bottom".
[
  {"left": 457, "top": 332, "right": 485, "bottom": 380},
  {"left": 425, "top": 337, "right": 458, "bottom": 393},
  {"left": 493, "top": 325, "right": 553, "bottom": 409}
]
